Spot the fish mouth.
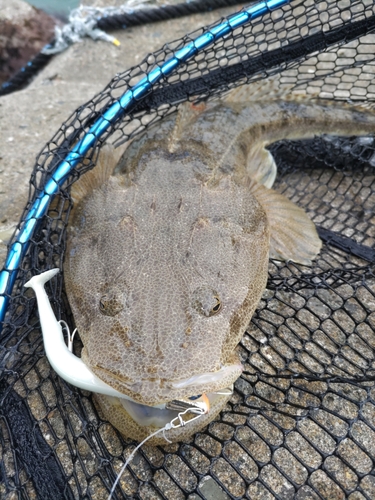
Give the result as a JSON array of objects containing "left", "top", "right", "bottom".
[
  {"left": 95, "top": 383, "right": 235, "bottom": 443},
  {"left": 90, "top": 363, "right": 241, "bottom": 429},
  {"left": 93, "top": 362, "right": 242, "bottom": 402},
  {"left": 47, "top": 310, "right": 236, "bottom": 428},
  {"left": 115, "top": 387, "right": 233, "bottom": 428}
]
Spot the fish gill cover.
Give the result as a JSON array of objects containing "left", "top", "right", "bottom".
[{"left": 1, "top": 0, "right": 375, "bottom": 498}]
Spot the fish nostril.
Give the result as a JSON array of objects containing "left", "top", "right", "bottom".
[{"left": 212, "top": 297, "right": 221, "bottom": 313}]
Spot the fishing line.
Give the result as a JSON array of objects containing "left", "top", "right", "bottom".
[
  {"left": 58, "top": 319, "right": 77, "bottom": 352},
  {"left": 107, "top": 407, "right": 206, "bottom": 500},
  {"left": 2, "top": 2, "right": 375, "bottom": 498}
]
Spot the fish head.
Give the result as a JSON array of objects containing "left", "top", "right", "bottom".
[{"left": 64, "top": 145, "right": 270, "bottom": 441}]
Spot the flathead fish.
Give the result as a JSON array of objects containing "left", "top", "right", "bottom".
[{"left": 32, "top": 86, "right": 375, "bottom": 443}]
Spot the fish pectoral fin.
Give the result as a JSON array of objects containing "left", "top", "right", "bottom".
[
  {"left": 246, "top": 144, "right": 277, "bottom": 189},
  {"left": 250, "top": 182, "right": 322, "bottom": 265},
  {"left": 71, "top": 144, "right": 124, "bottom": 203}
]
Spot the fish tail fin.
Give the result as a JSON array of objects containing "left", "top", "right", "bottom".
[
  {"left": 244, "top": 99, "right": 375, "bottom": 147},
  {"left": 230, "top": 98, "right": 375, "bottom": 189}
]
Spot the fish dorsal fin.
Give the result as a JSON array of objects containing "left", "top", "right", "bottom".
[
  {"left": 168, "top": 101, "right": 207, "bottom": 152},
  {"left": 71, "top": 144, "right": 123, "bottom": 203},
  {"left": 250, "top": 182, "right": 322, "bottom": 265}
]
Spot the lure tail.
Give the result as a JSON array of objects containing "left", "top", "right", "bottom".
[
  {"left": 24, "top": 267, "right": 60, "bottom": 289},
  {"left": 24, "top": 269, "right": 127, "bottom": 398}
]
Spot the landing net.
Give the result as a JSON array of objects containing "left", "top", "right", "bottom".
[{"left": 1, "top": 1, "right": 375, "bottom": 499}]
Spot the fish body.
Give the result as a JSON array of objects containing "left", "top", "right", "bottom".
[{"left": 63, "top": 90, "right": 375, "bottom": 443}]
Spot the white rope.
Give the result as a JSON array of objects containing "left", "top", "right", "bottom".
[{"left": 42, "top": 0, "right": 152, "bottom": 55}]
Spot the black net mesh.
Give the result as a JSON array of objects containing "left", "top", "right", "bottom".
[{"left": 1, "top": 1, "right": 375, "bottom": 498}]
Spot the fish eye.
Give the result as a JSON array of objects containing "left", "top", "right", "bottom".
[
  {"left": 212, "top": 296, "right": 221, "bottom": 313},
  {"left": 189, "top": 394, "right": 202, "bottom": 400},
  {"left": 192, "top": 286, "right": 222, "bottom": 317},
  {"left": 99, "top": 292, "right": 124, "bottom": 316}
]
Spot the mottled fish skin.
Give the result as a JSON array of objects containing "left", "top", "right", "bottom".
[{"left": 65, "top": 90, "right": 375, "bottom": 443}]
